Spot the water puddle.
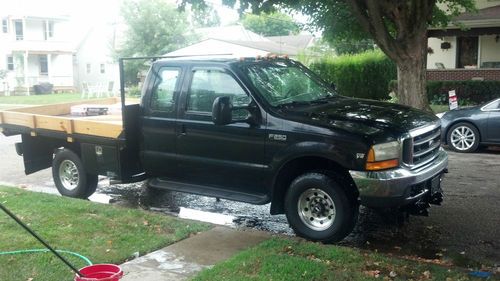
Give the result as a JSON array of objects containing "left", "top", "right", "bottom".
[{"left": 95, "top": 183, "right": 445, "bottom": 261}]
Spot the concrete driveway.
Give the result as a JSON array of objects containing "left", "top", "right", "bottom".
[{"left": 0, "top": 134, "right": 498, "bottom": 265}]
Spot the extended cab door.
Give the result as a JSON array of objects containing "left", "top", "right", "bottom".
[
  {"left": 175, "top": 65, "right": 268, "bottom": 196},
  {"left": 141, "top": 65, "right": 184, "bottom": 177}
]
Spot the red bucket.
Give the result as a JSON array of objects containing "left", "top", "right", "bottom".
[{"left": 74, "top": 264, "right": 123, "bottom": 281}]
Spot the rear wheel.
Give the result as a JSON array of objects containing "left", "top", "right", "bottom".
[
  {"left": 447, "top": 122, "right": 480, "bottom": 153},
  {"left": 52, "top": 149, "right": 98, "bottom": 198},
  {"left": 284, "top": 172, "right": 358, "bottom": 243}
]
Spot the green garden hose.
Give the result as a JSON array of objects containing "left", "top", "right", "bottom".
[{"left": 0, "top": 249, "right": 93, "bottom": 266}]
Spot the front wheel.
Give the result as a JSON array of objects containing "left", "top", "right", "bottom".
[
  {"left": 284, "top": 172, "right": 358, "bottom": 243},
  {"left": 52, "top": 149, "right": 98, "bottom": 198}
]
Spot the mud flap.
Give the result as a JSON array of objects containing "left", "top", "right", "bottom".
[{"left": 21, "top": 134, "right": 58, "bottom": 175}]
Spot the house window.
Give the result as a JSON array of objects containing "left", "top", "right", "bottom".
[
  {"left": 14, "top": 20, "right": 23, "bottom": 40},
  {"left": 86, "top": 63, "right": 91, "bottom": 74},
  {"left": 43, "top": 21, "right": 54, "bottom": 40},
  {"left": 39, "top": 55, "right": 48, "bottom": 75},
  {"left": 7, "top": 56, "right": 14, "bottom": 71},
  {"left": 457, "top": 36, "right": 478, "bottom": 68},
  {"left": 2, "top": 19, "right": 8, "bottom": 33},
  {"left": 100, "top": 63, "right": 105, "bottom": 74}
]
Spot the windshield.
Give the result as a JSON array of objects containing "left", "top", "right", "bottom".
[{"left": 239, "top": 60, "right": 336, "bottom": 107}]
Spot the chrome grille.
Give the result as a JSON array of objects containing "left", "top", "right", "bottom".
[{"left": 403, "top": 125, "right": 441, "bottom": 168}]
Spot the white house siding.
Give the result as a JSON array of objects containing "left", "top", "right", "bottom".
[
  {"left": 480, "top": 35, "right": 500, "bottom": 66},
  {"left": 427, "top": 37, "right": 457, "bottom": 69},
  {"left": 74, "top": 25, "right": 120, "bottom": 94}
]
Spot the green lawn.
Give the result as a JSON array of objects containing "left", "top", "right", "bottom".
[
  {"left": 193, "top": 238, "right": 492, "bottom": 281},
  {"left": 430, "top": 104, "right": 449, "bottom": 114},
  {"left": 0, "top": 93, "right": 92, "bottom": 105},
  {"left": 0, "top": 186, "right": 211, "bottom": 281}
]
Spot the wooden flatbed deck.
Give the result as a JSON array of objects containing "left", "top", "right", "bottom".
[{"left": 0, "top": 98, "right": 125, "bottom": 139}]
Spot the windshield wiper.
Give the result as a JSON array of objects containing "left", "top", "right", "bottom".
[{"left": 276, "top": 99, "right": 328, "bottom": 108}]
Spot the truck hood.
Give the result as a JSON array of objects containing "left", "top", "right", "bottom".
[{"left": 279, "top": 97, "right": 438, "bottom": 139}]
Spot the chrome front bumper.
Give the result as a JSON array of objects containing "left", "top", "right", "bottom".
[{"left": 349, "top": 148, "right": 448, "bottom": 207}]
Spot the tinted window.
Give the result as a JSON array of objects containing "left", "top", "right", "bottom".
[
  {"left": 151, "top": 68, "right": 181, "bottom": 112},
  {"left": 187, "top": 69, "right": 250, "bottom": 114}
]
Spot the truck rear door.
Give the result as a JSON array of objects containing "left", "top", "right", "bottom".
[{"left": 141, "top": 64, "right": 185, "bottom": 177}]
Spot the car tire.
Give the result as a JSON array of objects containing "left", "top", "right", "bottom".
[
  {"left": 52, "top": 149, "right": 98, "bottom": 198},
  {"left": 284, "top": 172, "right": 358, "bottom": 243},
  {"left": 446, "top": 122, "right": 480, "bottom": 153}
]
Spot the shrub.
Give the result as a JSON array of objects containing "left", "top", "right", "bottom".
[
  {"left": 389, "top": 80, "right": 500, "bottom": 106},
  {"left": 309, "top": 51, "right": 396, "bottom": 100}
]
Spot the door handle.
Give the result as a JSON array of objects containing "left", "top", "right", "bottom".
[{"left": 179, "top": 125, "right": 187, "bottom": 136}]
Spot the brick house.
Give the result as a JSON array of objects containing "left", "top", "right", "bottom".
[{"left": 427, "top": 0, "right": 500, "bottom": 81}]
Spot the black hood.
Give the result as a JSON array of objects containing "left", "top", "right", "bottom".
[{"left": 278, "top": 97, "right": 438, "bottom": 139}]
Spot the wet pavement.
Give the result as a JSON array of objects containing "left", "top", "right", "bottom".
[{"left": 1, "top": 134, "right": 499, "bottom": 269}]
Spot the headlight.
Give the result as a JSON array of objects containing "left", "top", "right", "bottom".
[{"left": 366, "top": 141, "right": 400, "bottom": 171}]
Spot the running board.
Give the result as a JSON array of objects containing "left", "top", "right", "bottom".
[{"left": 148, "top": 178, "right": 269, "bottom": 205}]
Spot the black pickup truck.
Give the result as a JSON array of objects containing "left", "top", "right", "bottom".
[{"left": 1, "top": 57, "right": 448, "bottom": 242}]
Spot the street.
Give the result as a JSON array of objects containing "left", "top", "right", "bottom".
[{"left": 1, "top": 134, "right": 499, "bottom": 266}]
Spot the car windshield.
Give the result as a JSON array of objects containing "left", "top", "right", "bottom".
[{"left": 239, "top": 60, "right": 336, "bottom": 107}]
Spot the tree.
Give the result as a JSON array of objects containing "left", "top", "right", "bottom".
[
  {"left": 241, "top": 12, "right": 301, "bottom": 36},
  {"left": 191, "top": 4, "right": 221, "bottom": 27},
  {"left": 117, "top": 0, "right": 196, "bottom": 84},
  {"left": 182, "top": 0, "right": 475, "bottom": 111}
]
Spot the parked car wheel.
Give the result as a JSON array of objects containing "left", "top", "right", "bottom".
[
  {"left": 446, "top": 122, "right": 480, "bottom": 153},
  {"left": 52, "top": 149, "right": 98, "bottom": 198},
  {"left": 284, "top": 172, "right": 358, "bottom": 243}
]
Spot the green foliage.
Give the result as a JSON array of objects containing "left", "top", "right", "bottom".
[
  {"left": 191, "top": 4, "right": 221, "bottom": 27},
  {"left": 117, "top": 0, "right": 196, "bottom": 84},
  {"left": 310, "top": 51, "right": 396, "bottom": 100},
  {"left": 241, "top": 12, "right": 301, "bottom": 36},
  {"left": 126, "top": 85, "right": 142, "bottom": 98},
  {"left": 332, "top": 38, "right": 376, "bottom": 55},
  {"left": 389, "top": 80, "right": 500, "bottom": 106}
]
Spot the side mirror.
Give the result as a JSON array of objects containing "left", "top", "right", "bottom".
[{"left": 212, "top": 96, "right": 233, "bottom": 125}]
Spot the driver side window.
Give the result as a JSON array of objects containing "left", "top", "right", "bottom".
[{"left": 187, "top": 69, "right": 251, "bottom": 117}]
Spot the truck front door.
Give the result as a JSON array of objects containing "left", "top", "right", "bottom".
[{"left": 176, "top": 66, "right": 267, "bottom": 196}]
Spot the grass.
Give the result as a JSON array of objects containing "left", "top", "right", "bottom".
[
  {"left": 193, "top": 238, "right": 493, "bottom": 281},
  {"left": 430, "top": 104, "right": 449, "bottom": 114},
  {"left": 0, "top": 186, "right": 211, "bottom": 281},
  {"left": 0, "top": 93, "right": 92, "bottom": 105}
]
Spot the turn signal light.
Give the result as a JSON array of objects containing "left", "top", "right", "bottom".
[{"left": 365, "top": 147, "right": 399, "bottom": 171}]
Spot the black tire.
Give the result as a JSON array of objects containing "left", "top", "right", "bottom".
[
  {"left": 446, "top": 122, "right": 480, "bottom": 153},
  {"left": 284, "top": 172, "right": 358, "bottom": 243},
  {"left": 52, "top": 149, "right": 98, "bottom": 198}
]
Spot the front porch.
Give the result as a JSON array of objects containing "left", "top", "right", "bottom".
[
  {"left": 2, "top": 51, "right": 74, "bottom": 96},
  {"left": 427, "top": 68, "right": 500, "bottom": 81}
]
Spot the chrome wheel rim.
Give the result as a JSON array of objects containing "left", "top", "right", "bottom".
[
  {"left": 297, "top": 188, "right": 336, "bottom": 231},
  {"left": 59, "top": 160, "right": 79, "bottom": 190},
  {"left": 450, "top": 126, "right": 475, "bottom": 151}
]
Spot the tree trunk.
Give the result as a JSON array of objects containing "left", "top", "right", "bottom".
[{"left": 396, "top": 54, "right": 432, "bottom": 112}]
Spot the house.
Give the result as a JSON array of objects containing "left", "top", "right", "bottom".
[
  {"left": 74, "top": 22, "right": 124, "bottom": 95},
  {"left": 165, "top": 25, "right": 302, "bottom": 58},
  {"left": 427, "top": 0, "right": 500, "bottom": 81},
  {"left": 266, "top": 34, "right": 316, "bottom": 50},
  {"left": 0, "top": 14, "right": 74, "bottom": 95}
]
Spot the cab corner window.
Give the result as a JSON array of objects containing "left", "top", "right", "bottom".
[
  {"left": 151, "top": 68, "right": 181, "bottom": 112},
  {"left": 187, "top": 69, "right": 251, "bottom": 116}
]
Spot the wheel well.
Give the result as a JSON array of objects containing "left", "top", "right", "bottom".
[
  {"left": 445, "top": 120, "right": 481, "bottom": 144},
  {"left": 270, "top": 156, "right": 358, "bottom": 215}
]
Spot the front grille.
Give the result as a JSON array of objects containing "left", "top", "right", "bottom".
[{"left": 403, "top": 125, "right": 441, "bottom": 168}]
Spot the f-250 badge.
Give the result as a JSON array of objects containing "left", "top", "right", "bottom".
[{"left": 269, "top": 134, "right": 287, "bottom": 141}]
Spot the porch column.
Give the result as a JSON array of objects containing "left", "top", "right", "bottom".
[
  {"left": 24, "top": 51, "right": 29, "bottom": 95},
  {"left": 47, "top": 53, "right": 52, "bottom": 83}
]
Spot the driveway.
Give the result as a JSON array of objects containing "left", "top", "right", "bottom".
[{"left": 1, "top": 134, "right": 499, "bottom": 265}]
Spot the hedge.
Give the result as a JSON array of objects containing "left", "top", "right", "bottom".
[
  {"left": 309, "top": 51, "right": 396, "bottom": 100},
  {"left": 389, "top": 80, "right": 500, "bottom": 105}
]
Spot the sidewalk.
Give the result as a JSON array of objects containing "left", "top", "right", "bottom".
[{"left": 120, "top": 226, "right": 271, "bottom": 281}]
